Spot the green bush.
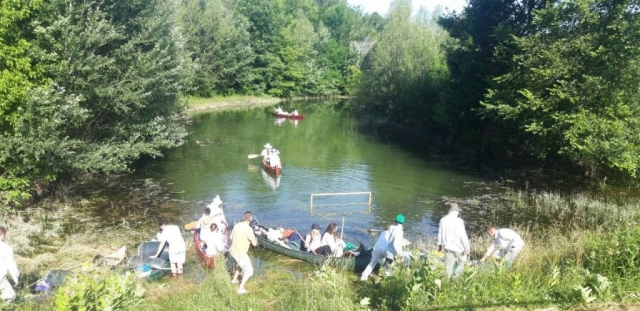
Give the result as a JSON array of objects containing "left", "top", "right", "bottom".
[
  {"left": 584, "top": 227, "right": 640, "bottom": 277},
  {"left": 54, "top": 270, "right": 145, "bottom": 311}
]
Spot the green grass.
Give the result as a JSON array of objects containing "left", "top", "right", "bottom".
[
  {"left": 184, "top": 95, "right": 279, "bottom": 107},
  {"left": 141, "top": 259, "right": 363, "bottom": 311}
]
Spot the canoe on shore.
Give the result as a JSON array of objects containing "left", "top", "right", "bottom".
[
  {"left": 254, "top": 224, "right": 374, "bottom": 273},
  {"left": 194, "top": 231, "right": 216, "bottom": 269},
  {"left": 262, "top": 158, "right": 282, "bottom": 176},
  {"left": 273, "top": 112, "right": 304, "bottom": 119},
  {"left": 127, "top": 241, "right": 171, "bottom": 282}
]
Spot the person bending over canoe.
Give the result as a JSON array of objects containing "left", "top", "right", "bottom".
[
  {"left": 261, "top": 143, "right": 273, "bottom": 164},
  {"left": 229, "top": 211, "right": 258, "bottom": 295},
  {"left": 360, "top": 214, "right": 405, "bottom": 281},
  {"left": 303, "top": 224, "right": 323, "bottom": 253},
  {"left": 202, "top": 223, "right": 227, "bottom": 257},
  {"left": 151, "top": 219, "right": 187, "bottom": 277},
  {"left": 320, "top": 223, "right": 346, "bottom": 257}
]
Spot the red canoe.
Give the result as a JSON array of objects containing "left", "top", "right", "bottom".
[
  {"left": 193, "top": 231, "right": 216, "bottom": 269},
  {"left": 273, "top": 112, "right": 304, "bottom": 120},
  {"left": 262, "top": 158, "right": 282, "bottom": 176}
]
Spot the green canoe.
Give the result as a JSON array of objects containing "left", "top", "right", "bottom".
[
  {"left": 129, "top": 241, "right": 171, "bottom": 282},
  {"left": 255, "top": 225, "right": 374, "bottom": 273}
]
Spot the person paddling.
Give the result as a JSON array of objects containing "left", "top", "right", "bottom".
[{"left": 261, "top": 143, "right": 273, "bottom": 165}]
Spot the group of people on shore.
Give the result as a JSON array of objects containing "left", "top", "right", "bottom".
[
  {"left": 436, "top": 202, "right": 525, "bottom": 279},
  {"left": 261, "top": 143, "right": 281, "bottom": 170},
  {"left": 357, "top": 202, "right": 525, "bottom": 282},
  {"left": 0, "top": 197, "right": 526, "bottom": 302},
  {"left": 150, "top": 194, "right": 258, "bottom": 295},
  {"left": 148, "top": 195, "right": 230, "bottom": 278}
]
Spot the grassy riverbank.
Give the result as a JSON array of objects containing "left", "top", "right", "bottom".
[
  {"left": 6, "top": 191, "right": 640, "bottom": 310},
  {"left": 185, "top": 95, "right": 282, "bottom": 115},
  {"left": 142, "top": 190, "right": 640, "bottom": 311}
]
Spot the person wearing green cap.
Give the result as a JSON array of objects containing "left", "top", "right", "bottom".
[{"left": 360, "top": 214, "right": 405, "bottom": 281}]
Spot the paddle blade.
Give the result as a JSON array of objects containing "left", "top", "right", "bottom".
[
  {"left": 248, "top": 154, "right": 260, "bottom": 159},
  {"left": 184, "top": 221, "right": 197, "bottom": 231}
]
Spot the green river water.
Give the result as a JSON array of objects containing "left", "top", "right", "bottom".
[{"left": 126, "top": 100, "right": 492, "bottom": 245}]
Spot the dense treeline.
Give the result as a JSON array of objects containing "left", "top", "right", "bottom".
[
  {"left": 0, "top": 0, "right": 380, "bottom": 202},
  {"left": 3, "top": 0, "right": 638, "bottom": 201},
  {"left": 355, "top": 0, "right": 640, "bottom": 179}
]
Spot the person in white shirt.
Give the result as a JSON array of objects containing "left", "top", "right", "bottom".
[
  {"left": 360, "top": 214, "right": 405, "bottom": 281},
  {"left": 320, "top": 223, "right": 345, "bottom": 257},
  {"left": 0, "top": 227, "right": 19, "bottom": 303},
  {"left": 151, "top": 219, "right": 187, "bottom": 276},
  {"left": 208, "top": 195, "right": 228, "bottom": 233},
  {"left": 437, "top": 203, "right": 470, "bottom": 279},
  {"left": 480, "top": 225, "right": 525, "bottom": 264},
  {"left": 304, "top": 224, "right": 323, "bottom": 253},
  {"left": 261, "top": 143, "right": 273, "bottom": 164},
  {"left": 202, "top": 223, "right": 227, "bottom": 257},
  {"left": 269, "top": 150, "right": 282, "bottom": 169},
  {"left": 195, "top": 207, "right": 212, "bottom": 233}
]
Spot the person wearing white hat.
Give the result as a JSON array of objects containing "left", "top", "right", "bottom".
[
  {"left": 207, "top": 195, "right": 228, "bottom": 233},
  {"left": 261, "top": 143, "right": 273, "bottom": 165},
  {"left": 195, "top": 207, "right": 212, "bottom": 233},
  {"left": 437, "top": 202, "right": 470, "bottom": 280}
]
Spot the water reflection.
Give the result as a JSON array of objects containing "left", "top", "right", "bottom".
[
  {"left": 274, "top": 118, "right": 286, "bottom": 126},
  {"left": 273, "top": 117, "right": 300, "bottom": 127},
  {"left": 261, "top": 168, "right": 281, "bottom": 191}
]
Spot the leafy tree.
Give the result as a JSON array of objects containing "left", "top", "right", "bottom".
[
  {"left": 0, "top": 0, "right": 48, "bottom": 200},
  {"left": 483, "top": 0, "right": 640, "bottom": 176},
  {"left": 235, "top": 0, "right": 288, "bottom": 94},
  {"left": 438, "top": 0, "right": 548, "bottom": 151},
  {"left": 355, "top": 0, "right": 450, "bottom": 132},
  {"left": 180, "top": 0, "right": 255, "bottom": 96},
  {"left": 0, "top": 0, "right": 189, "bottom": 201}
]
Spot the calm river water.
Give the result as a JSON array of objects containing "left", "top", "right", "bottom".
[{"left": 133, "top": 100, "right": 490, "bottom": 244}]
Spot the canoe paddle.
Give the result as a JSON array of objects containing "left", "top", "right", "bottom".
[
  {"left": 248, "top": 154, "right": 260, "bottom": 159},
  {"left": 184, "top": 221, "right": 197, "bottom": 231}
]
